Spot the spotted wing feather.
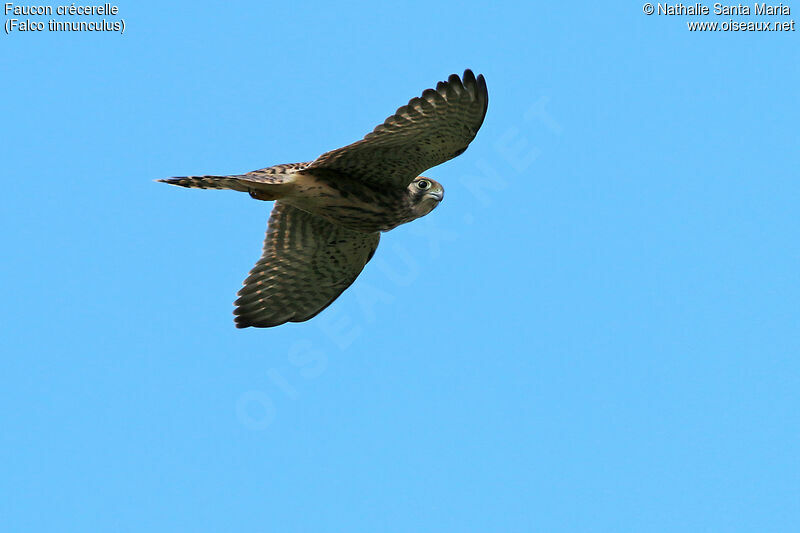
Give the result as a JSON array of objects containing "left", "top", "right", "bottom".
[
  {"left": 304, "top": 69, "right": 488, "bottom": 188},
  {"left": 234, "top": 202, "right": 380, "bottom": 328}
]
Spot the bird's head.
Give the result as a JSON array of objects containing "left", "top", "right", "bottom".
[{"left": 407, "top": 176, "right": 444, "bottom": 218}]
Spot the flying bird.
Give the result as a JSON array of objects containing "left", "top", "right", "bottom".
[{"left": 159, "top": 69, "right": 488, "bottom": 328}]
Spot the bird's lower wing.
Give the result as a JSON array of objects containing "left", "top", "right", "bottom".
[{"left": 234, "top": 202, "right": 380, "bottom": 328}]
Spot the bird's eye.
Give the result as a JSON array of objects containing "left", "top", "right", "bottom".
[{"left": 417, "top": 179, "right": 431, "bottom": 190}]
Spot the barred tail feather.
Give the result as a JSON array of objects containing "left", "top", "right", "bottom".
[{"left": 156, "top": 175, "right": 252, "bottom": 192}]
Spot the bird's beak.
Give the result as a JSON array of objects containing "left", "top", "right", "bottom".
[{"left": 426, "top": 191, "right": 444, "bottom": 202}]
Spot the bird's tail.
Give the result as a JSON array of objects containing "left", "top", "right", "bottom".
[
  {"left": 156, "top": 174, "right": 253, "bottom": 193},
  {"left": 158, "top": 164, "right": 305, "bottom": 200}
]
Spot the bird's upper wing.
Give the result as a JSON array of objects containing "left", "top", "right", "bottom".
[
  {"left": 302, "top": 69, "right": 488, "bottom": 189},
  {"left": 234, "top": 201, "right": 380, "bottom": 328}
]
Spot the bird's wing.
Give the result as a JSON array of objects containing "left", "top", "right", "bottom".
[
  {"left": 302, "top": 69, "right": 488, "bottom": 189},
  {"left": 234, "top": 201, "right": 380, "bottom": 328}
]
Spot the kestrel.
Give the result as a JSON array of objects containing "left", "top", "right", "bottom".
[{"left": 159, "top": 69, "right": 488, "bottom": 328}]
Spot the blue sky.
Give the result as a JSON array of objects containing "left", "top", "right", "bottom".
[{"left": 2, "top": 1, "right": 798, "bottom": 531}]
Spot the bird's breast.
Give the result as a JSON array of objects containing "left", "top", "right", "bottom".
[{"left": 285, "top": 172, "right": 414, "bottom": 233}]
